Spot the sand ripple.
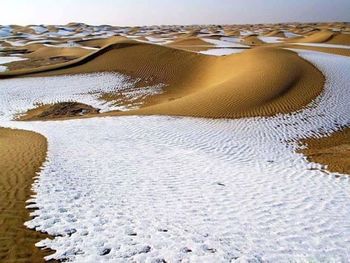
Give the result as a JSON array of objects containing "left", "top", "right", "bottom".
[{"left": 0, "top": 50, "right": 349, "bottom": 261}]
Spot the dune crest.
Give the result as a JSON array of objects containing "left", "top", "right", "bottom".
[
  {"left": 286, "top": 30, "right": 350, "bottom": 45},
  {"left": 0, "top": 40, "right": 324, "bottom": 120}
]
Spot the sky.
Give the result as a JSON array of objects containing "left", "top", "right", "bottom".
[{"left": 1, "top": 0, "right": 350, "bottom": 26}]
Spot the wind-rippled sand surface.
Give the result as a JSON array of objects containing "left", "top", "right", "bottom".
[
  {"left": 0, "top": 50, "right": 350, "bottom": 261},
  {"left": 0, "top": 128, "right": 50, "bottom": 262}
]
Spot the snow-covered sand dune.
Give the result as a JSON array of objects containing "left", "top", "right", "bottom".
[
  {"left": 0, "top": 73, "right": 163, "bottom": 119},
  {"left": 0, "top": 56, "right": 28, "bottom": 72},
  {"left": 0, "top": 50, "right": 350, "bottom": 262}
]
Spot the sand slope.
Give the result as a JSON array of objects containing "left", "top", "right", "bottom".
[
  {"left": 25, "top": 46, "right": 92, "bottom": 59},
  {"left": 265, "top": 30, "right": 286, "bottom": 37},
  {"left": 1, "top": 49, "right": 349, "bottom": 261},
  {"left": 285, "top": 44, "right": 350, "bottom": 57},
  {"left": 0, "top": 40, "right": 323, "bottom": 119},
  {"left": 167, "top": 37, "right": 214, "bottom": 48},
  {"left": 287, "top": 30, "right": 350, "bottom": 45},
  {"left": 300, "top": 127, "right": 350, "bottom": 174},
  {"left": 0, "top": 128, "right": 52, "bottom": 262},
  {"left": 241, "top": 35, "right": 265, "bottom": 45},
  {"left": 77, "top": 36, "right": 127, "bottom": 48}
]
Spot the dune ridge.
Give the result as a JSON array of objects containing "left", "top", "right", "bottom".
[
  {"left": 286, "top": 30, "right": 350, "bottom": 45},
  {"left": 0, "top": 40, "right": 324, "bottom": 120}
]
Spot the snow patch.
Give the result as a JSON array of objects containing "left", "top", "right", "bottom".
[
  {"left": 0, "top": 50, "right": 349, "bottom": 261},
  {"left": 199, "top": 48, "right": 246, "bottom": 56},
  {"left": 0, "top": 73, "right": 163, "bottom": 120},
  {"left": 258, "top": 36, "right": 283, "bottom": 43},
  {"left": 293, "top": 42, "right": 350, "bottom": 50},
  {"left": 202, "top": 38, "right": 248, "bottom": 48},
  {"left": 0, "top": 56, "right": 28, "bottom": 65}
]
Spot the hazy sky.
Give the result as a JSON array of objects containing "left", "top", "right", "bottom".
[{"left": 1, "top": 0, "right": 350, "bottom": 26}]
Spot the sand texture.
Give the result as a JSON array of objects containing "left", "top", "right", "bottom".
[
  {"left": 0, "top": 128, "right": 53, "bottom": 262},
  {"left": 0, "top": 42, "right": 324, "bottom": 119},
  {"left": 0, "top": 22, "right": 349, "bottom": 262},
  {"left": 0, "top": 49, "right": 350, "bottom": 261},
  {"left": 300, "top": 127, "right": 350, "bottom": 175}
]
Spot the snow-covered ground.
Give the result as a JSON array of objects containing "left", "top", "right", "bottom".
[
  {"left": 284, "top": 31, "right": 301, "bottom": 38},
  {"left": 0, "top": 26, "right": 12, "bottom": 37},
  {"left": 293, "top": 42, "right": 350, "bottom": 49},
  {"left": 31, "top": 25, "right": 49, "bottom": 34},
  {"left": 258, "top": 36, "right": 283, "bottom": 43},
  {"left": 199, "top": 48, "right": 246, "bottom": 56},
  {"left": 144, "top": 36, "right": 174, "bottom": 45},
  {"left": 202, "top": 38, "right": 248, "bottom": 48},
  {"left": 0, "top": 50, "right": 350, "bottom": 262},
  {"left": 0, "top": 56, "right": 28, "bottom": 72},
  {"left": 0, "top": 56, "right": 28, "bottom": 65},
  {"left": 0, "top": 73, "right": 163, "bottom": 119}
]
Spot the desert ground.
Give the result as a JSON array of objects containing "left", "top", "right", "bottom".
[{"left": 0, "top": 22, "right": 350, "bottom": 262}]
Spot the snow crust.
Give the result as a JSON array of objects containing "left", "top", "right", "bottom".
[
  {"left": 283, "top": 31, "right": 301, "bottom": 38},
  {"left": 199, "top": 48, "right": 246, "bottom": 56},
  {"left": 0, "top": 56, "right": 28, "bottom": 72},
  {"left": 202, "top": 38, "right": 248, "bottom": 48},
  {"left": 258, "top": 37, "right": 283, "bottom": 43},
  {"left": 144, "top": 36, "right": 174, "bottom": 45},
  {"left": 30, "top": 26, "right": 49, "bottom": 34},
  {"left": 0, "top": 51, "right": 350, "bottom": 262},
  {"left": 0, "top": 73, "right": 163, "bottom": 120},
  {"left": 0, "top": 26, "right": 12, "bottom": 37},
  {"left": 293, "top": 42, "right": 350, "bottom": 49},
  {"left": 0, "top": 56, "right": 28, "bottom": 65}
]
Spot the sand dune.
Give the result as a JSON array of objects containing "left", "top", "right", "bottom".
[
  {"left": 285, "top": 44, "right": 350, "bottom": 57},
  {"left": 131, "top": 47, "right": 323, "bottom": 118},
  {"left": 2, "top": 44, "right": 93, "bottom": 71},
  {"left": 224, "top": 30, "right": 240, "bottom": 37},
  {"left": 264, "top": 30, "right": 286, "bottom": 37},
  {"left": 287, "top": 30, "right": 350, "bottom": 45},
  {"left": 25, "top": 46, "right": 92, "bottom": 59},
  {"left": 327, "top": 33, "right": 350, "bottom": 45},
  {"left": 0, "top": 49, "right": 350, "bottom": 261},
  {"left": 0, "top": 22, "right": 349, "bottom": 262},
  {"left": 240, "top": 35, "right": 265, "bottom": 45},
  {"left": 77, "top": 36, "right": 127, "bottom": 48},
  {"left": 0, "top": 40, "right": 324, "bottom": 119},
  {"left": 0, "top": 128, "right": 51, "bottom": 262},
  {"left": 300, "top": 127, "right": 350, "bottom": 175},
  {"left": 167, "top": 37, "right": 214, "bottom": 47}
]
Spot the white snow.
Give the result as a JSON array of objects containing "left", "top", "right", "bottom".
[
  {"left": 199, "top": 48, "right": 246, "bottom": 56},
  {"left": 3, "top": 40, "right": 27, "bottom": 47},
  {"left": 0, "top": 50, "right": 349, "bottom": 262},
  {"left": 31, "top": 26, "right": 48, "bottom": 34},
  {"left": 43, "top": 42, "right": 98, "bottom": 50},
  {"left": 0, "top": 26, "right": 12, "bottom": 37},
  {"left": 145, "top": 36, "right": 174, "bottom": 45},
  {"left": 220, "top": 37, "right": 243, "bottom": 44},
  {"left": 293, "top": 42, "right": 350, "bottom": 49},
  {"left": 0, "top": 65, "right": 7, "bottom": 72},
  {"left": 0, "top": 73, "right": 163, "bottom": 120},
  {"left": 284, "top": 31, "right": 301, "bottom": 38},
  {"left": 258, "top": 37, "right": 283, "bottom": 43},
  {"left": 202, "top": 38, "right": 248, "bottom": 48},
  {"left": 134, "top": 37, "right": 173, "bottom": 46},
  {"left": 0, "top": 56, "right": 28, "bottom": 65}
]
